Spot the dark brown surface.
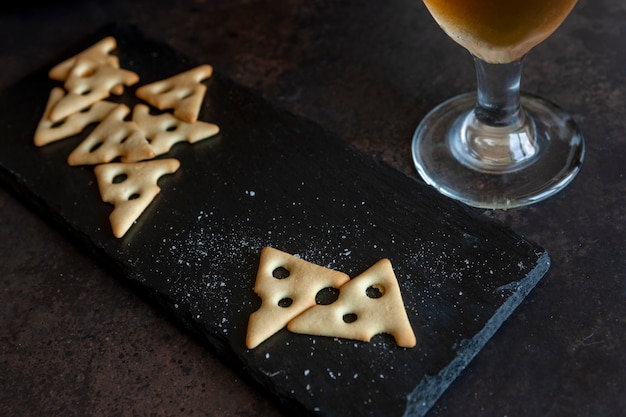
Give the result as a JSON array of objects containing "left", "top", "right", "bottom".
[{"left": 0, "top": 1, "right": 624, "bottom": 416}]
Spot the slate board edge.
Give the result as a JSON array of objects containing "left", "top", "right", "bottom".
[{"left": 402, "top": 251, "right": 551, "bottom": 416}]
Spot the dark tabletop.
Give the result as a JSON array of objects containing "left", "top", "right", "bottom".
[{"left": 1, "top": 1, "right": 624, "bottom": 416}]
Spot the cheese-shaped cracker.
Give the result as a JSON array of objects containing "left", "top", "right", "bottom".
[
  {"left": 49, "top": 56, "right": 139, "bottom": 122},
  {"left": 48, "top": 36, "right": 119, "bottom": 81},
  {"left": 49, "top": 36, "right": 124, "bottom": 96},
  {"left": 135, "top": 65, "right": 213, "bottom": 123},
  {"left": 34, "top": 87, "right": 118, "bottom": 147},
  {"left": 287, "top": 258, "right": 416, "bottom": 348},
  {"left": 131, "top": 104, "right": 219, "bottom": 156},
  {"left": 246, "top": 247, "right": 350, "bottom": 349},
  {"left": 94, "top": 158, "right": 180, "bottom": 238},
  {"left": 67, "top": 104, "right": 155, "bottom": 166}
]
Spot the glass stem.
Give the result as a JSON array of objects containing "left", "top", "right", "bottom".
[
  {"left": 453, "top": 55, "right": 539, "bottom": 173},
  {"left": 473, "top": 57, "right": 524, "bottom": 127}
]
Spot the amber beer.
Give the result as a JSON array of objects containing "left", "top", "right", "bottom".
[{"left": 423, "top": 0, "right": 578, "bottom": 63}]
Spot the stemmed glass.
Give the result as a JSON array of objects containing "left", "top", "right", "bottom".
[{"left": 412, "top": 0, "right": 584, "bottom": 208}]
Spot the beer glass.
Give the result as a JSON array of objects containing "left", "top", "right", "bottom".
[{"left": 412, "top": 0, "right": 584, "bottom": 208}]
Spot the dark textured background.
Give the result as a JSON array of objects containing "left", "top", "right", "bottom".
[{"left": 1, "top": 1, "right": 624, "bottom": 416}]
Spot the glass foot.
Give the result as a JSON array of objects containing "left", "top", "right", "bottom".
[{"left": 412, "top": 93, "right": 584, "bottom": 209}]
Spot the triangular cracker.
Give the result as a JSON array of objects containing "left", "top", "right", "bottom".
[
  {"left": 48, "top": 36, "right": 124, "bottom": 95},
  {"left": 135, "top": 64, "right": 213, "bottom": 123},
  {"left": 49, "top": 56, "right": 139, "bottom": 122},
  {"left": 48, "top": 36, "right": 123, "bottom": 95},
  {"left": 287, "top": 258, "right": 417, "bottom": 348},
  {"left": 94, "top": 158, "right": 180, "bottom": 238},
  {"left": 246, "top": 247, "right": 350, "bottom": 349},
  {"left": 131, "top": 104, "right": 219, "bottom": 156},
  {"left": 34, "top": 87, "right": 118, "bottom": 147},
  {"left": 67, "top": 104, "right": 155, "bottom": 166},
  {"left": 49, "top": 36, "right": 119, "bottom": 81}
]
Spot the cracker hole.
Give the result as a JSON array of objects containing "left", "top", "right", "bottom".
[
  {"left": 315, "top": 287, "right": 340, "bottom": 305},
  {"left": 277, "top": 297, "right": 293, "bottom": 308},
  {"left": 89, "top": 141, "right": 103, "bottom": 152},
  {"left": 343, "top": 313, "right": 358, "bottom": 323},
  {"left": 165, "top": 122, "right": 178, "bottom": 132},
  {"left": 272, "top": 266, "right": 290, "bottom": 279},
  {"left": 112, "top": 174, "right": 127, "bottom": 184},
  {"left": 366, "top": 284, "right": 385, "bottom": 299},
  {"left": 80, "top": 88, "right": 92, "bottom": 96},
  {"left": 128, "top": 193, "right": 140, "bottom": 201}
]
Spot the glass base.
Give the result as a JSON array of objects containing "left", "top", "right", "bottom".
[{"left": 412, "top": 92, "right": 584, "bottom": 209}]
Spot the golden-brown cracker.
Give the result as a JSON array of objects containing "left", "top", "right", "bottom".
[
  {"left": 246, "top": 247, "right": 350, "bottom": 349},
  {"left": 48, "top": 36, "right": 118, "bottom": 81},
  {"left": 131, "top": 104, "right": 219, "bottom": 156},
  {"left": 49, "top": 56, "right": 139, "bottom": 122},
  {"left": 34, "top": 87, "right": 118, "bottom": 147},
  {"left": 94, "top": 158, "right": 180, "bottom": 238},
  {"left": 135, "top": 64, "right": 213, "bottom": 123},
  {"left": 67, "top": 104, "right": 155, "bottom": 166},
  {"left": 49, "top": 36, "right": 125, "bottom": 96},
  {"left": 287, "top": 258, "right": 417, "bottom": 348}
]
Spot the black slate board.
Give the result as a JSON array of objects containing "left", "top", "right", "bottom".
[{"left": 0, "top": 24, "right": 550, "bottom": 417}]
